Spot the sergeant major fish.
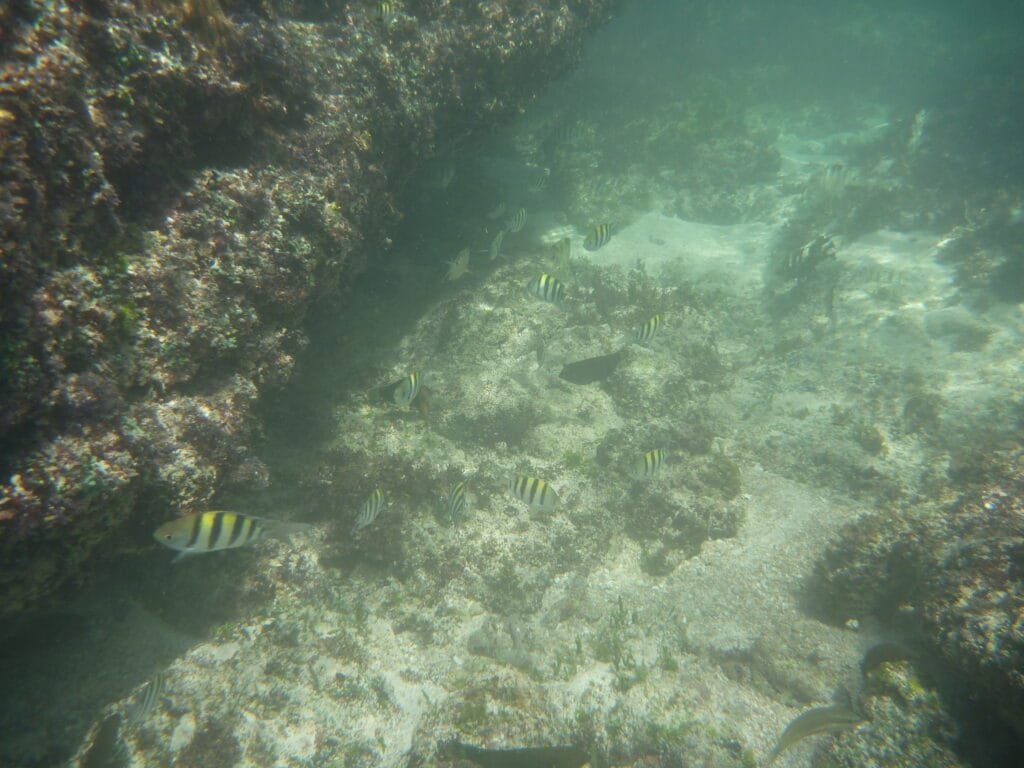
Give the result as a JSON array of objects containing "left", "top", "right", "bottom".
[
  {"left": 509, "top": 475, "right": 559, "bottom": 511},
  {"left": 391, "top": 372, "right": 422, "bottom": 406},
  {"left": 526, "top": 273, "right": 565, "bottom": 304},
  {"left": 633, "top": 313, "right": 663, "bottom": 344},
  {"left": 352, "top": 488, "right": 385, "bottom": 534},
  {"left": 444, "top": 481, "right": 467, "bottom": 525},
  {"left": 127, "top": 670, "right": 167, "bottom": 724},
  {"left": 154, "top": 511, "right": 310, "bottom": 562},
  {"left": 528, "top": 167, "right": 551, "bottom": 192},
  {"left": 488, "top": 229, "right": 506, "bottom": 260},
  {"left": 630, "top": 449, "right": 665, "bottom": 479},
  {"left": 583, "top": 223, "right": 612, "bottom": 251},
  {"left": 506, "top": 207, "right": 528, "bottom": 233}
]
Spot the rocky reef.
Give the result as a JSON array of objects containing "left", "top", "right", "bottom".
[
  {"left": 809, "top": 456, "right": 1024, "bottom": 762},
  {"left": 0, "top": 0, "right": 617, "bottom": 624}
]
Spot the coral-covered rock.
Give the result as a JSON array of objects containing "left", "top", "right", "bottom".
[
  {"left": 808, "top": 458, "right": 1024, "bottom": 741},
  {"left": 0, "top": 0, "right": 618, "bottom": 624}
]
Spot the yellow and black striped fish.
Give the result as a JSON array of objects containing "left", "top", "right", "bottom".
[
  {"left": 634, "top": 314, "right": 663, "bottom": 343},
  {"left": 376, "top": 2, "right": 398, "bottom": 22},
  {"left": 391, "top": 372, "right": 421, "bottom": 406},
  {"left": 526, "top": 273, "right": 565, "bottom": 304},
  {"left": 583, "top": 223, "right": 612, "bottom": 251},
  {"left": 509, "top": 475, "right": 559, "bottom": 511},
  {"left": 153, "top": 511, "right": 308, "bottom": 562},
  {"left": 352, "top": 488, "right": 384, "bottom": 534},
  {"left": 630, "top": 449, "right": 665, "bottom": 480}
]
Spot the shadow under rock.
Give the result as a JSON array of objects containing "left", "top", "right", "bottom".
[{"left": 0, "top": 546, "right": 272, "bottom": 767}]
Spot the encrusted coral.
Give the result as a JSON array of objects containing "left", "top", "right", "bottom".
[
  {"left": 0, "top": 0, "right": 619, "bottom": 625},
  {"left": 808, "top": 457, "right": 1024, "bottom": 747}
]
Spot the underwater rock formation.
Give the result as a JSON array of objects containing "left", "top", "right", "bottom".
[
  {"left": 0, "top": 0, "right": 618, "bottom": 624},
  {"left": 809, "top": 456, "right": 1024, "bottom": 749}
]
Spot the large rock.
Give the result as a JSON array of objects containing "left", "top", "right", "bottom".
[
  {"left": 809, "top": 458, "right": 1024, "bottom": 743},
  {"left": 0, "top": 0, "right": 617, "bottom": 624}
]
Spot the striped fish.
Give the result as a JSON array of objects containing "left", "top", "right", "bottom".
[
  {"left": 528, "top": 167, "right": 551, "bottom": 193},
  {"left": 506, "top": 207, "right": 528, "bottom": 233},
  {"left": 153, "top": 511, "right": 309, "bottom": 562},
  {"left": 509, "top": 475, "right": 559, "bottom": 511},
  {"left": 391, "top": 372, "right": 421, "bottom": 406},
  {"left": 128, "top": 670, "right": 167, "bottom": 724},
  {"left": 444, "top": 481, "right": 467, "bottom": 524},
  {"left": 550, "top": 120, "right": 584, "bottom": 143},
  {"left": 634, "top": 314, "right": 663, "bottom": 343},
  {"left": 630, "top": 449, "right": 666, "bottom": 480},
  {"left": 352, "top": 488, "right": 384, "bottom": 534},
  {"left": 375, "top": 2, "right": 397, "bottom": 21},
  {"left": 526, "top": 273, "right": 565, "bottom": 304},
  {"left": 488, "top": 229, "right": 506, "bottom": 260},
  {"left": 583, "top": 223, "right": 612, "bottom": 251}
]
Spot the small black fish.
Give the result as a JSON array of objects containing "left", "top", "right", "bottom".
[
  {"left": 442, "top": 742, "right": 589, "bottom": 768},
  {"left": 559, "top": 350, "right": 623, "bottom": 384}
]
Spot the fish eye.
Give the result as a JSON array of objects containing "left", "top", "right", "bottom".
[{"left": 164, "top": 534, "right": 171, "bottom": 540}]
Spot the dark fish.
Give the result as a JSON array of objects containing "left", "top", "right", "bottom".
[
  {"left": 767, "top": 704, "right": 864, "bottom": 764},
  {"left": 526, "top": 273, "right": 565, "bottom": 304},
  {"left": 583, "top": 223, "right": 612, "bottom": 251},
  {"left": 443, "top": 742, "right": 589, "bottom": 768},
  {"left": 861, "top": 641, "right": 915, "bottom": 676},
  {"left": 559, "top": 350, "right": 623, "bottom": 385}
]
